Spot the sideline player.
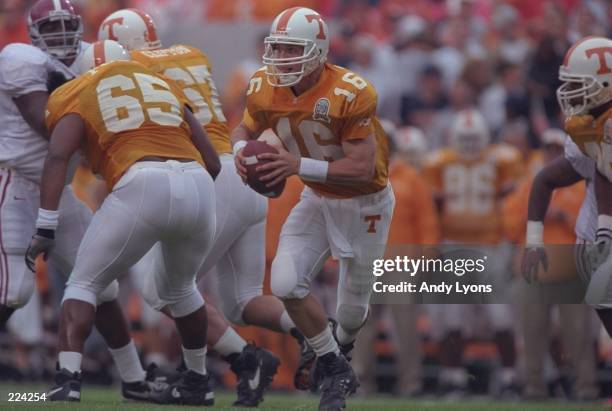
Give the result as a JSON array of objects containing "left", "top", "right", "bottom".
[
  {"left": 524, "top": 36, "right": 612, "bottom": 335},
  {"left": 232, "top": 7, "right": 395, "bottom": 410},
  {"left": 26, "top": 45, "right": 221, "bottom": 404},
  {"left": 1, "top": 0, "right": 162, "bottom": 400}
]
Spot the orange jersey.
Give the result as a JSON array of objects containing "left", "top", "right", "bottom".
[
  {"left": 46, "top": 61, "right": 204, "bottom": 190},
  {"left": 564, "top": 108, "right": 612, "bottom": 181},
  {"left": 131, "top": 45, "right": 231, "bottom": 155},
  {"left": 388, "top": 161, "right": 440, "bottom": 245},
  {"left": 243, "top": 63, "right": 389, "bottom": 198},
  {"left": 423, "top": 144, "right": 523, "bottom": 244}
]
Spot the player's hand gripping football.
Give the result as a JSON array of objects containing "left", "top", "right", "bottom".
[
  {"left": 521, "top": 246, "right": 548, "bottom": 284},
  {"left": 256, "top": 147, "right": 300, "bottom": 187},
  {"left": 25, "top": 229, "right": 55, "bottom": 272}
]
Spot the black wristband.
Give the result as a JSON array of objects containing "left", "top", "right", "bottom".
[{"left": 36, "top": 228, "right": 55, "bottom": 239}]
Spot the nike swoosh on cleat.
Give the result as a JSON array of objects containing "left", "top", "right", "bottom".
[
  {"left": 47, "top": 387, "right": 64, "bottom": 397},
  {"left": 248, "top": 360, "right": 262, "bottom": 390}
]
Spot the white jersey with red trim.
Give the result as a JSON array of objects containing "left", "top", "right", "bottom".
[{"left": 0, "top": 42, "right": 85, "bottom": 183}]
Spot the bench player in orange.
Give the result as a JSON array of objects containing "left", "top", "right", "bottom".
[
  {"left": 232, "top": 7, "right": 395, "bottom": 411},
  {"left": 26, "top": 42, "right": 220, "bottom": 404}
]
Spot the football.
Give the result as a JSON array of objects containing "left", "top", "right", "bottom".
[{"left": 242, "top": 140, "right": 286, "bottom": 198}]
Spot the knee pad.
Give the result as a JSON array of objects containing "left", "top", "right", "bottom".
[
  {"left": 166, "top": 287, "right": 205, "bottom": 318},
  {"left": 3, "top": 254, "right": 35, "bottom": 309},
  {"left": 62, "top": 284, "right": 97, "bottom": 307},
  {"left": 140, "top": 271, "right": 167, "bottom": 312},
  {"left": 97, "top": 280, "right": 119, "bottom": 305},
  {"left": 337, "top": 303, "right": 369, "bottom": 332},
  {"left": 271, "top": 253, "right": 300, "bottom": 299}
]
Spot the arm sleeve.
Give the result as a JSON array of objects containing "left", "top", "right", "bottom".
[
  {"left": 242, "top": 107, "right": 265, "bottom": 135},
  {"left": 564, "top": 136, "right": 595, "bottom": 179},
  {"left": 0, "top": 45, "right": 49, "bottom": 97}
]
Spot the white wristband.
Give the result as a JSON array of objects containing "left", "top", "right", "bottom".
[
  {"left": 36, "top": 208, "right": 60, "bottom": 230},
  {"left": 232, "top": 140, "right": 247, "bottom": 156},
  {"left": 598, "top": 215, "right": 612, "bottom": 231},
  {"left": 526, "top": 220, "right": 544, "bottom": 246},
  {"left": 299, "top": 158, "right": 328, "bottom": 183}
]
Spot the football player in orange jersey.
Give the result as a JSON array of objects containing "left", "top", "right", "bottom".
[
  {"left": 526, "top": 36, "right": 612, "bottom": 335},
  {"left": 232, "top": 7, "right": 395, "bottom": 410},
  {"left": 26, "top": 43, "right": 221, "bottom": 404},
  {"left": 98, "top": 9, "right": 305, "bottom": 405},
  {"left": 423, "top": 109, "right": 523, "bottom": 395}
]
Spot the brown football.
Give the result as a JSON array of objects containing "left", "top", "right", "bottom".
[{"left": 242, "top": 140, "right": 286, "bottom": 198}]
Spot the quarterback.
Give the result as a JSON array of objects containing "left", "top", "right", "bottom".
[
  {"left": 232, "top": 7, "right": 395, "bottom": 411},
  {"left": 26, "top": 46, "right": 221, "bottom": 404}
]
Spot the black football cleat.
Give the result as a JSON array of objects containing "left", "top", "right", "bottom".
[
  {"left": 151, "top": 369, "right": 214, "bottom": 406},
  {"left": 314, "top": 353, "right": 359, "bottom": 411},
  {"left": 47, "top": 367, "right": 81, "bottom": 402},
  {"left": 230, "top": 343, "right": 280, "bottom": 407},
  {"left": 122, "top": 362, "right": 178, "bottom": 401}
]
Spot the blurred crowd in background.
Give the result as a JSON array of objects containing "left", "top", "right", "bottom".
[{"left": 2, "top": 0, "right": 612, "bottom": 402}]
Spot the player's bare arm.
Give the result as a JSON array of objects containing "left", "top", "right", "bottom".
[
  {"left": 184, "top": 107, "right": 221, "bottom": 180},
  {"left": 231, "top": 121, "right": 257, "bottom": 179},
  {"left": 13, "top": 91, "right": 49, "bottom": 139},
  {"left": 521, "top": 157, "right": 583, "bottom": 282},
  {"left": 257, "top": 134, "right": 376, "bottom": 187},
  {"left": 40, "top": 114, "right": 84, "bottom": 211}
]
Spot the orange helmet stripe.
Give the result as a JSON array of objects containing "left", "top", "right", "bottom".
[
  {"left": 93, "top": 41, "right": 106, "bottom": 67},
  {"left": 128, "top": 8, "right": 158, "bottom": 42},
  {"left": 276, "top": 7, "right": 301, "bottom": 33}
]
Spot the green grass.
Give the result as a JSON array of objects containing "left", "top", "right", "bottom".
[{"left": 0, "top": 384, "right": 608, "bottom": 411}]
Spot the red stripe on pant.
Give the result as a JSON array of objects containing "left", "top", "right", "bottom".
[{"left": 0, "top": 170, "right": 12, "bottom": 305}]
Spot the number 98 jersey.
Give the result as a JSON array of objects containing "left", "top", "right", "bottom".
[
  {"left": 243, "top": 63, "right": 389, "bottom": 198},
  {"left": 131, "top": 45, "right": 231, "bottom": 154},
  {"left": 45, "top": 60, "right": 204, "bottom": 189}
]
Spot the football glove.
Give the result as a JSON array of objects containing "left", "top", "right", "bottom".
[
  {"left": 521, "top": 246, "right": 548, "bottom": 284},
  {"left": 25, "top": 229, "right": 55, "bottom": 272}
]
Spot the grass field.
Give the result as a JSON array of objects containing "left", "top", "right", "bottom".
[{"left": 0, "top": 384, "right": 609, "bottom": 411}]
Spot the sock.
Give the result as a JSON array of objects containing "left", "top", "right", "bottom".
[
  {"left": 182, "top": 346, "right": 207, "bottom": 376},
  {"left": 108, "top": 340, "right": 146, "bottom": 383},
  {"left": 336, "top": 325, "right": 358, "bottom": 346},
  {"left": 279, "top": 311, "right": 296, "bottom": 333},
  {"left": 58, "top": 351, "right": 82, "bottom": 374},
  {"left": 213, "top": 327, "right": 247, "bottom": 357},
  {"left": 306, "top": 326, "right": 340, "bottom": 357}
]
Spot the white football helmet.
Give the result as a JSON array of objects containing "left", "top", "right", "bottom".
[
  {"left": 77, "top": 40, "right": 130, "bottom": 73},
  {"left": 449, "top": 109, "right": 490, "bottom": 160},
  {"left": 557, "top": 36, "right": 612, "bottom": 116},
  {"left": 263, "top": 7, "right": 329, "bottom": 87},
  {"left": 98, "top": 8, "right": 161, "bottom": 51},
  {"left": 394, "top": 126, "right": 427, "bottom": 168}
]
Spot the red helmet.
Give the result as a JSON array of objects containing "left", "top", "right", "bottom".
[{"left": 28, "top": 0, "right": 83, "bottom": 62}]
